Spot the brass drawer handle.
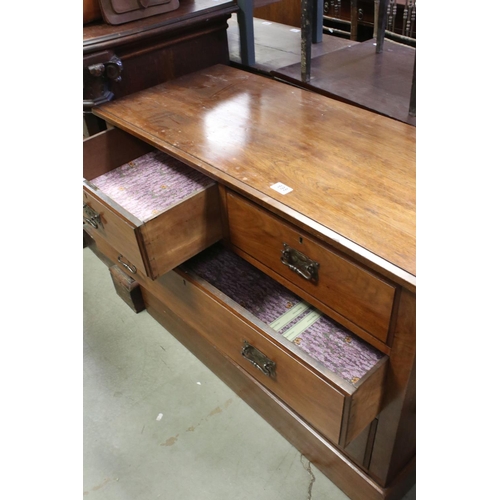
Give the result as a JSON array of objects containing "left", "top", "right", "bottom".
[
  {"left": 118, "top": 255, "right": 137, "bottom": 274},
  {"left": 84, "top": 217, "right": 98, "bottom": 229},
  {"left": 241, "top": 341, "right": 276, "bottom": 378},
  {"left": 281, "top": 243, "right": 319, "bottom": 283},
  {"left": 83, "top": 204, "right": 101, "bottom": 229}
]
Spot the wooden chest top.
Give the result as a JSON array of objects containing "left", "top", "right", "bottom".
[{"left": 93, "top": 64, "right": 416, "bottom": 288}]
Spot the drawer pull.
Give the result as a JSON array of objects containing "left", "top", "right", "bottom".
[
  {"left": 281, "top": 243, "right": 319, "bottom": 283},
  {"left": 84, "top": 217, "right": 98, "bottom": 229},
  {"left": 118, "top": 255, "right": 137, "bottom": 274},
  {"left": 83, "top": 204, "right": 101, "bottom": 229},
  {"left": 241, "top": 341, "right": 276, "bottom": 378}
]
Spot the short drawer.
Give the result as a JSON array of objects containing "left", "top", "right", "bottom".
[
  {"left": 226, "top": 191, "right": 396, "bottom": 345},
  {"left": 83, "top": 127, "right": 222, "bottom": 279},
  {"left": 152, "top": 244, "right": 388, "bottom": 448}
]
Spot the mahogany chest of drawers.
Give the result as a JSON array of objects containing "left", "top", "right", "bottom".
[{"left": 83, "top": 64, "right": 415, "bottom": 500}]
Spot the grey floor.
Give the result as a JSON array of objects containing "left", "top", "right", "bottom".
[{"left": 83, "top": 247, "right": 416, "bottom": 499}]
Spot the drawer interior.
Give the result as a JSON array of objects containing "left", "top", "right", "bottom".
[
  {"left": 183, "top": 244, "right": 385, "bottom": 388},
  {"left": 85, "top": 133, "right": 215, "bottom": 224}
]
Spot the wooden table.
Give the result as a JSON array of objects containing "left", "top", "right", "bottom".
[{"left": 85, "top": 64, "right": 415, "bottom": 500}]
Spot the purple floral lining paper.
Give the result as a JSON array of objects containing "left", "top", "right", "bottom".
[
  {"left": 91, "top": 150, "right": 214, "bottom": 222},
  {"left": 185, "top": 245, "right": 384, "bottom": 385}
]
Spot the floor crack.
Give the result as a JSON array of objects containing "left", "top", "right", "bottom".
[{"left": 300, "top": 454, "right": 316, "bottom": 500}]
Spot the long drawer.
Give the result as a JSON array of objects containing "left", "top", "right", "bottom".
[
  {"left": 226, "top": 191, "right": 397, "bottom": 345},
  {"left": 86, "top": 219, "right": 388, "bottom": 449},
  {"left": 83, "top": 127, "right": 222, "bottom": 279},
  {"left": 149, "top": 244, "right": 388, "bottom": 448}
]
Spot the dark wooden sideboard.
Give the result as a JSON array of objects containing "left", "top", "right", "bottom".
[
  {"left": 83, "top": 0, "right": 239, "bottom": 135},
  {"left": 83, "top": 64, "right": 415, "bottom": 499}
]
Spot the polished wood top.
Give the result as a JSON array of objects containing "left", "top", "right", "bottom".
[{"left": 93, "top": 65, "right": 415, "bottom": 288}]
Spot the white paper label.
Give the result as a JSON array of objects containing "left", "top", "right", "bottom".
[{"left": 271, "top": 182, "right": 293, "bottom": 195}]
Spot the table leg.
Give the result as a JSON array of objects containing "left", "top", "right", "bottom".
[
  {"left": 236, "top": 0, "right": 255, "bottom": 67},
  {"left": 376, "top": 0, "right": 389, "bottom": 53}
]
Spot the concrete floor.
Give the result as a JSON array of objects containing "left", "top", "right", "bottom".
[{"left": 83, "top": 247, "right": 416, "bottom": 500}]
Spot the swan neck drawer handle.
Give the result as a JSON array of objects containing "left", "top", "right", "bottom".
[
  {"left": 241, "top": 341, "right": 276, "bottom": 378},
  {"left": 83, "top": 204, "right": 101, "bottom": 229},
  {"left": 118, "top": 255, "right": 137, "bottom": 274},
  {"left": 281, "top": 243, "right": 319, "bottom": 283}
]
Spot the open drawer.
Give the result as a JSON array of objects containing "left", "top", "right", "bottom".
[
  {"left": 83, "top": 127, "right": 222, "bottom": 279},
  {"left": 226, "top": 191, "right": 397, "bottom": 346},
  {"left": 153, "top": 243, "right": 388, "bottom": 448}
]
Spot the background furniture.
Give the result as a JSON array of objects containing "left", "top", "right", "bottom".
[
  {"left": 254, "top": 0, "right": 416, "bottom": 44},
  {"left": 271, "top": 0, "right": 416, "bottom": 124},
  {"left": 83, "top": 0, "right": 238, "bottom": 136},
  {"left": 272, "top": 38, "right": 416, "bottom": 125},
  {"left": 226, "top": 15, "right": 354, "bottom": 73}
]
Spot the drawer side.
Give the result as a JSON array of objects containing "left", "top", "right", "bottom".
[
  {"left": 140, "top": 185, "right": 223, "bottom": 278},
  {"left": 342, "top": 358, "right": 388, "bottom": 447}
]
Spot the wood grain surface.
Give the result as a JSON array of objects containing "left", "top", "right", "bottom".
[
  {"left": 140, "top": 185, "right": 223, "bottom": 278},
  {"left": 93, "top": 64, "right": 415, "bottom": 287}
]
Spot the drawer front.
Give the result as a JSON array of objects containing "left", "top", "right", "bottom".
[
  {"left": 84, "top": 225, "right": 145, "bottom": 281},
  {"left": 155, "top": 268, "right": 346, "bottom": 446},
  {"left": 83, "top": 188, "right": 147, "bottom": 276},
  {"left": 226, "top": 191, "right": 396, "bottom": 344}
]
